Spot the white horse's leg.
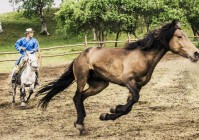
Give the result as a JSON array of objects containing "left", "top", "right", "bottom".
[
  {"left": 26, "top": 84, "right": 34, "bottom": 103},
  {"left": 20, "top": 84, "right": 26, "bottom": 107},
  {"left": 12, "top": 83, "right": 17, "bottom": 105}
]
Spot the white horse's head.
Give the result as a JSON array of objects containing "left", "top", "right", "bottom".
[{"left": 26, "top": 52, "right": 38, "bottom": 71}]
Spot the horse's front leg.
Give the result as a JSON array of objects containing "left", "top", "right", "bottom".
[
  {"left": 100, "top": 80, "right": 141, "bottom": 121},
  {"left": 26, "top": 84, "right": 34, "bottom": 103},
  {"left": 12, "top": 83, "right": 17, "bottom": 105},
  {"left": 110, "top": 88, "right": 141, "bottom": 114},
  {"left": 20, "top": 85, "right": 26, "bottom": 107}
]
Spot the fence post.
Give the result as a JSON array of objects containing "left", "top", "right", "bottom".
[
  {"left": 37, "top": 45, "right": 42, "bottom": 67},
  {"left": 93, "top": 28, "right": 96, "bottom": 41},
  {"left": 128, "top": 33, "right": 131, "bottom": 43},
  {"left": 103, "top": 41, "right": 106, "bottom": 47},
  {"left": 85, "top": 35, "right": 88, "bottom": 48}
]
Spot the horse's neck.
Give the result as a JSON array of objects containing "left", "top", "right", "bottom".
[
  {"left": 23, "top": 65, "right": 35, "bottom": 77},
  {"left": 148, "top": 47, "right": 167, "bottom": 65},
  {"left": 145, "top": 47, "right": 167, "bottom": 75}
]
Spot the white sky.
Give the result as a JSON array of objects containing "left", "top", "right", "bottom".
[{"left": 0, "top": 0, "right": 62, "bottom": 14}]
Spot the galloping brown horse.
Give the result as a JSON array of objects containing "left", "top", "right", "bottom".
[{"left": 36, "top": 20, "right": 199, "bottom": 134}]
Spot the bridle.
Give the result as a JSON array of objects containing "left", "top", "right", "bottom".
[{"left": 25, "top": 52, "right": 38, "bottom": 69}]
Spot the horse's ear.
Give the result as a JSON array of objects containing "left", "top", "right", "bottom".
[{"left": 172, "top": 19, "right": 179, "bottom": 27}]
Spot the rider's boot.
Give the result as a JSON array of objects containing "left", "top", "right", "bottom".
[
  {"left": 12, "top": 64, "right": 21, "bottom": 84},
  {"left": 12, "top": 71, "right": 18, "bottom": 83}
]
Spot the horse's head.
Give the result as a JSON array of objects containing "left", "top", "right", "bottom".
[
  {"left": 27, "top": 52, "right": 38, "bottom": 70},
  {"left": 168, "top": 21, "right": 199, "bottom": 62}
]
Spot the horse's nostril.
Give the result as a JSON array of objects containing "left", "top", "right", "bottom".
[{"left": 194, "top": 52, "right": 199, "bottom": 57}]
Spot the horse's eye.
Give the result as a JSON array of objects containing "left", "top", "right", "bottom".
[{"left": 177, "top": 36, "right": 182, "bottom": 39}]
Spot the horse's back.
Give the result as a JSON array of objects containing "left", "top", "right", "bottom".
[
  {"left": 73, "top": 47, "right": 147, "bottom": 84},
  {"left": 75, "top": 47, "right": 125, "bottom": 68}
]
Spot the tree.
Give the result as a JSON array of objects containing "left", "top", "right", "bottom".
[
  {"left": 10, "top": 0, "right": 16, "bottom": 11},
  {"left": 81, "top": 0, "right": 110, "bottom": 44},
  {"left": 9, "top": 0, "right": 55, "bottom": 35},
  {"left": 104, "top": 0, "right": 140, "bottom": 46},
  {"left": 56, "top": 0, "right": 197, "bottom": 46},
  {"left": 179, "top": 0, "right": 199, "bottom": 36},
  {"left": 56, "top": 0, "right": 111, "bottom": 45},
  {"left": 55, "top": 0, "right": 78, "bottom": 36},
  {"left": 56, "top": 0, "right": 141, "bottom": 47}
]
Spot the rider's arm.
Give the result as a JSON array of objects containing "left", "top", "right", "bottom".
[
  {"left": 15, "top": 38, "right": 23, "bottom": 53},
  {"left": 30, "top": 40, "right": 38, "bottom": 54}
]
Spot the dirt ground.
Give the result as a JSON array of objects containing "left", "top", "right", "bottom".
[{"left": 0, "top": 53, "right": 199, "bottom": 140}]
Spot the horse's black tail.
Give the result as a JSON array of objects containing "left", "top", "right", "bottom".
[{"left": 36, "top": 61, "right": 75, "bottom": 109}]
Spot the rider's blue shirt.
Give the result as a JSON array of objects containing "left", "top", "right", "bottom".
[
  {"left": 15, "top": 37, "right": 38, "bottom": 55},
  {"left": 15, "top": 37, "right": 38, "bottom": 65}
]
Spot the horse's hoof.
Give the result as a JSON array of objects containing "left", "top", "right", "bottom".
[
  {"left": 75, "top": 124, "right": 84, "bottom": 130},
  {"left": 12, "top": 102, "right": 15, "bottom": 107},
  {"left": 110, "top": 106, "right": 116, "bottom": 113},
  {"left": 79, "top": 129, "right": 87, "bottom": 136},
  {"left": 24, "top": 97, "right": 28, "bottom": 103},
  {"left": 20, "top": 102, "right": 26, "bottom": 107},
  {"left": 75, "top": 124, "right": 85, "bottom": 135},
  {"left": 25, "top": 99, "right": 29, "bottom": 103},
  {"left": 99, "top": 113, "right": 108, "bottom": 121}
]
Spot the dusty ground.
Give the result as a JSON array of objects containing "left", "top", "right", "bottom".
[{"left": 0, "top": 53, "right": 199, "bottom": 140}]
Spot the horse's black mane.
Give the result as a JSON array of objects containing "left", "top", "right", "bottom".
[{"left": 125, "top": 20, "right": 181, "bottom": 51}]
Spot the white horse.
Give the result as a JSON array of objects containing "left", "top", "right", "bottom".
[{"left": 12, "top": 52, "right": 38, "bottom": 107}]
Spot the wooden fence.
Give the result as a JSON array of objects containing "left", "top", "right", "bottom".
[
  {"left": 0, "top": 35, "right": 137, "bottom": 63},
  {"left": 0, "top": 36, "right": 198, "bottom": 63}
]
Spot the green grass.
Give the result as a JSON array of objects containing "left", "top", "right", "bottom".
[{"left": 0, "top": 9, "right": 85, "bottom": 52}]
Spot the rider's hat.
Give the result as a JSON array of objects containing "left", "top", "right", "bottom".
[{"left": 25, "top": 28, "right": 35, "bottom": 34}]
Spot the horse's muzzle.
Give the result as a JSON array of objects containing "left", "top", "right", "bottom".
[
  {"left": 189, "top": 51, "right": 199, "bottom": 62},
  {"left": 194, "top": 52, "right": 199, "bottom": 59}
]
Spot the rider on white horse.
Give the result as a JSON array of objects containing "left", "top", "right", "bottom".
[{"left": 12, "top": 28, "right": 40, "bottom": 86}]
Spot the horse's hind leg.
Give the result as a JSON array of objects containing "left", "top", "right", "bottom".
[
  {"left": 73, "top": 80, "right": 87, "bottom": 134},
  {"left": 73, "top": 76, "right": 109, "bottom": 134},
  {"left": 82, "top": 78, "right": 109, "bottom": 100},
  {"left": 72, "top": 62, "right": 89, "bottom": 134}
]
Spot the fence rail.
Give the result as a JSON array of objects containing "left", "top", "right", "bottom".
[
  {"left": 41, "top": 44, "right": 85, "bottom": 51},
  {"left": 42, "top": 51, "right": 83, "bottom": 57},
  {"left": 0, "top": 38, "right": 139, "bottom": 56},
  {"left": 0, "top": 59, "right": 16, "bottom": 62},
  {"left": 0, "top": 36, "right": 198, "bottom": 62},
  {"left": 0, "top": 41, "right": 127, "bottom": 55},
  {"left": 0, "top": 51, "right": 18, "bottom": 55}
]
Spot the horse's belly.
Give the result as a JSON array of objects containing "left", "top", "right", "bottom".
[
  {"left": 21, "top": 77, "right": 35, "bottom": 86},
  {"left": 137, "top": 75, "right": 151, "bottom": 86}
]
